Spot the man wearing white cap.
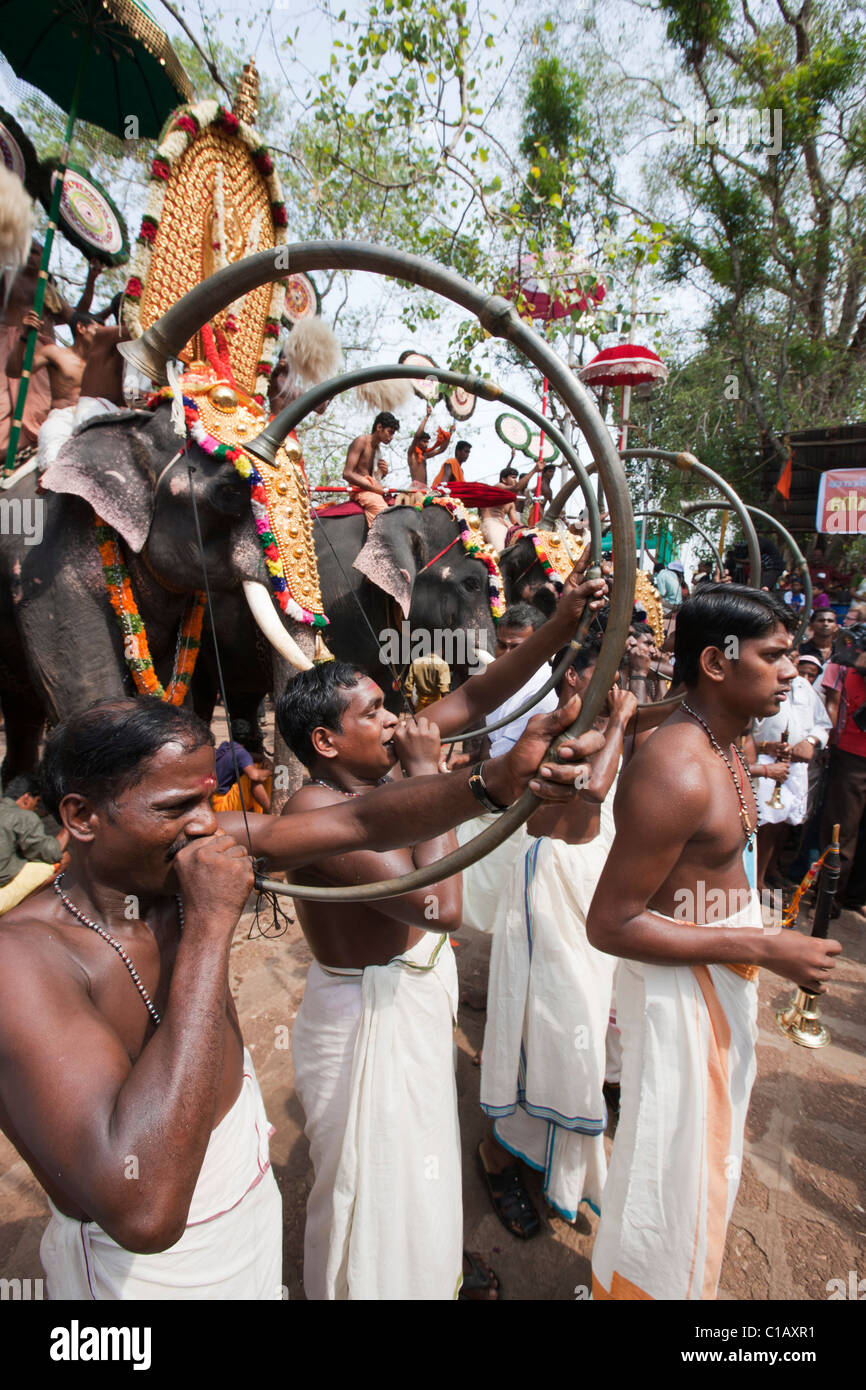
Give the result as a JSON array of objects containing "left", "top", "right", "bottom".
[{"left": 654, "top": 558, "right": 684, "bottom": 609}]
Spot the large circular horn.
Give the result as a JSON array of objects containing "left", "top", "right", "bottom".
[
  {"left": 684, "top": 501, "right": 811, "bottom": 644},
  {"left": 255, "top": 360, "right": 604, "bottom": 747},
  {"left": 122, "top": 243, "right": 634, "bottom": 901}
]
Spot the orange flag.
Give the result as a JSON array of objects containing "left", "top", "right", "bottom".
[{"left": 776, "top": 452, "right": 793, "bottom": 500}]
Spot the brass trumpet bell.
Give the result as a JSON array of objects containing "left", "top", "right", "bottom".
[{"left": 776, "top": 988, "right": 830, "bottom": 1048}]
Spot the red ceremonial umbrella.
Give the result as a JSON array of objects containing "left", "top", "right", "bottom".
[
  {"left": 507, "top": 252, "right": 606, "bottom": 523},
  {"left": 578, "top": 344, "right": 668, "bottom": 389},
  {"left": 579, "top": 343, "right": 667, "bottom": 455}
]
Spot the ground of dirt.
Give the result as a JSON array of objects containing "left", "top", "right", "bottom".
[
  {"left": 1, "top": 707, "right": 863, "bottom": 1300},
  {"left": 1, "top": 898, "right": 863, "bottom": 1301}
]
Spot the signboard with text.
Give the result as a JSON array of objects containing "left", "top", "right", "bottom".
[{"left": 816, "top": 467, "right": 866, "bottom": 533}]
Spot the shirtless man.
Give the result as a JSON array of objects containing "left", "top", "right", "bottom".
[
  {"left": 406, "top": 404, "right": 450, "bottom": 491},
  {"left": 343, "top": 410, "right": 398, "bottom": 526},
  {"left": 278, "top": 563, "right": 607, "bottom": 1299},
  {"left": 0, "top": 694, "right": 591, "bottom": 1300},
  {"left": 431, "top": 438, "right": 471, "bottom": 488},
  {"left": 587, "top": 584, "right": 841, "bottom": 1300},
  {"left": 7, "top": 308, "right": 101, "bottom": 472},
  {"left": 1, "top": 245, "right": 100, "bottom": 461},
  {"left": 5, "top": 307, "right": 96, "bottom": 411},
  {"left": 479, "top": 466, "right": 521, "bottom": 551}
]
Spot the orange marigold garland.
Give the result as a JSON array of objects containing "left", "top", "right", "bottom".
[{"left": 95, "top": 517, "right": 205, "bottom": 704}]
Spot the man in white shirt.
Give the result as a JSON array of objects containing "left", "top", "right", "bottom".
[
  {"left": 487, "top": 605, "right": 559, "bottom": 757},
  {"left": 746, "top": 673, "right": 832, "bottom": 889}
]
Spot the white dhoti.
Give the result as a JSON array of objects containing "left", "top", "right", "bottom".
[
  {"left": 293, "top": 932, "right": 463, "bottom": 1300},
  {"left": 37, "top": 395, "right": 122, "bottom": 473},
  {"left": 39, "top": 1050, "right": 282, "bottom": 1300},
  {"left": 480, "top": 836, "right": 615, "bottom": 1218},
  {"left": 456, "top": 811, "right": 530, "bottom": 933},
  {"left": 591, "top": 895, "right": 760, "bottom": 1301}
]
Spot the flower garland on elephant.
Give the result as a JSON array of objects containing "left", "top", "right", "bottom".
[
  {"left": 415, "top": 494, "right": 506, "bottom": 621},
  {"left": 95, "top": 520, "right": 206, "bottom": 704},
  {"left": 179, "top": 393, "right": 328, "bottom": 631}
]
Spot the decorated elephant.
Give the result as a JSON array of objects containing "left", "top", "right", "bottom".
[
  {"left": 189, "top": 497, "right": 501, "bottom": 731},
  {"left": 0, "top": 400, "right": 314, "bottom": 782},
  {"left": 313, "top": 500, "right": 500, "bottom": 707},
  {"left": 498, "top": 528, "right": 578, "bottom": 616}
]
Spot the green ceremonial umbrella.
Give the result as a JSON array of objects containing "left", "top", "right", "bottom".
[{"left": 1, "top": 0, "right": 192, "bottom": 471}]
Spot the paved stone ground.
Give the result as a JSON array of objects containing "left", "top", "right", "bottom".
[{"left": 1, "top": 896, "right": 863, "bottom": 1300}]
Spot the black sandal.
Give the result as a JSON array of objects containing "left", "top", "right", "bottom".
[
  {"left": 476, "top": 1142, "right": 541, "bottom": 1240},
  {"left": 458, "top": 1249, "right": 502, "bottom": 1300}
]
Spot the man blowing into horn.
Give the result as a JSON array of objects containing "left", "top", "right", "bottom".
[{"left": 0, "top": 689, "right": 600, "bottom": 1300}]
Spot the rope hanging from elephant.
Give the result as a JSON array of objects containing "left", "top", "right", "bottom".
[
  {"left": 162, "top": 388, "right": 329, "bottom": 631},
  {"left": 94, "top": 519, "right": 206, "bottom": 704}
]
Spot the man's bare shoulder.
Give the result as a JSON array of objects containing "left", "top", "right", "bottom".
[
  {"left": 0, "top": 913, "right": 88, "bottom": 1030},
  {"left": 618, "top": 715, "right": 713, "bottom": 811},
  {"left": 282, "top": 781, "right": 344, "bottom": 816}
]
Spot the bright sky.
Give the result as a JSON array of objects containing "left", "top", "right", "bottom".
[{"left": 1, "top": 0, "right": 709, "bottom": 553}]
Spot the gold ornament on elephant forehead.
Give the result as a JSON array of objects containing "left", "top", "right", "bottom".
[
  {"left": 182, "top": 366, "right": 326, "bottom": 623},
  {"left": 634, "top": 568, "right": 665, "bottom": 648},
  {"left": 539, "top": 526, "right": 586, "bottom": 575}
]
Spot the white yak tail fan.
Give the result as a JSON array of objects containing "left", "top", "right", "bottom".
[
  {"left": 283, "top": 316, "right": 343, "bottom": 385},
  {"left": 355, "top": 376, "right": 413, "bottom": 413},
  {"left": 0, "top": 167, "right": 34, "bottom": 308}
]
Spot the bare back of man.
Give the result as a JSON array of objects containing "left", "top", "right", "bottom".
[
  {"left": 6, "top": 310, "right": 93, "bottom": 411},
  {"left": 81, "top": 324, "right": 128, "bottom": 404}
]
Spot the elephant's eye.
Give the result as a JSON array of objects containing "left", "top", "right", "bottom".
[{"left": 462, "top": 575, "right": 481, "bottom": 593}]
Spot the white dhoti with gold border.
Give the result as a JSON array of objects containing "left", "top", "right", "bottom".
[{"left": 292, "top": 932, "right": 463, "bottom": 1300}]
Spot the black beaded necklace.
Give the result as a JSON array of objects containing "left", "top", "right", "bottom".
[
  {"left": 53, "top": 874, "right": 183, "bottom": 1027},
  {"left": 680, "top": 702, "right": 757, "bottom": 845}
]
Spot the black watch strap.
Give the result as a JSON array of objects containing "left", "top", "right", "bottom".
[{"left": 468, "top": 760, "right": 509, "bottom": 814}]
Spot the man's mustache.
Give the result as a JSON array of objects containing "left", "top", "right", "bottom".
[{"left": 165, "top": 837, "right": 189, "bottom": 863}]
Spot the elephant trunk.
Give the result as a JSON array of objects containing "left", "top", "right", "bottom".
[{"left": 242, "top": 580, "right": 312, "bottom": 671}]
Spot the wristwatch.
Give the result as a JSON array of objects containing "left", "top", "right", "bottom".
[
  {"left": 468, "top": 761, "right": 509, "bottom": 814},
  {"left": 806, "top": 735, "right": 820, "bottom": 747}
]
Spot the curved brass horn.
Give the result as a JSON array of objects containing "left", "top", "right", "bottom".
[{"left": 123, "top": 242, "right": 634, "bottom": 901}]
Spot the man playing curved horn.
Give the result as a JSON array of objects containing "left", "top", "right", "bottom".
[
  {"left": 0, "top": 691, "right": 599, "bottom": 1301},
  {"left": 587, "top": 585, "right": 841, "bottom": 1301},
  {"left": 275, "top": 564, "right": 606, "bottom": 1301}
]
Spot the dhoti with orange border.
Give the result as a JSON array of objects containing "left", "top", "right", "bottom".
[{"left": 591, "top": 895, "right": 760, "bottom": 1301}]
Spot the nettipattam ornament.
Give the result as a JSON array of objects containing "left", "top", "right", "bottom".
[
  {"left": 123, "top": 62, "right": 289, "bottom": 403},
  {"left": 151, "top": 364, "right": 327, "bottom": 632}
]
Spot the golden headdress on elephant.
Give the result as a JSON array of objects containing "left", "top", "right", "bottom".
[{"left": 123, "top": 62, "right": 329, "bottom": 646}]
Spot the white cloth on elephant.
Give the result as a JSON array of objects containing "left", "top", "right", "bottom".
[
  {"left": 481, "top": 835, "right": 615, "bottom": 1219},
  {"left": 36, "top": 395, "right": 123, "bottom": 473},
  {"left": 292, "top": 932, "right": 463, "bottom": 1301},
  {"left": 39, "top": 1050, "right": 283, "bottom": 1300},
  {"left": 753, "top": 676, "right": 831, "bottom": 826},
  {"left": 591, "top": 895, "right": 760, "bottom": 1301},
  {"left": 456, "top": 811, "right": 530, "bottom": 933}
]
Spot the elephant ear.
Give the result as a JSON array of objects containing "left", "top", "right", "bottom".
[
  {"left": 353, "top": 508, "right": 422, "bottom": 619},
  {"left": 39, "top": 409, "right": 161, "bottom": 553}
]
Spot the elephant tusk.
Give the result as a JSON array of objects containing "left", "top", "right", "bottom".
[{"left": 242, "top": 580, "right": 313, "bottom": 671}]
